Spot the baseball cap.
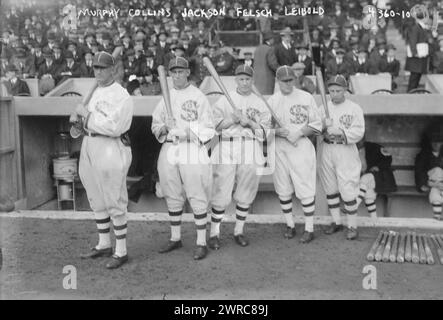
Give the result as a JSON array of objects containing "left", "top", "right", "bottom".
[
  {"left": 276, "top": 65, "right": 295, "bottom": 81},
  {"left": 93, "top": 51, "right": 115, "bottom": 68},
  {"left": 327, "top": 75, "right": 348, "bottom": 88},
  {"left": 235, "top": 64, "right": 253, "bottom": 77},
  {"left": 292, "top": 62, "right": 306, "bottom": 70},
  {"left": 168, "top": 56, "right": 189, "bottom": 70}
]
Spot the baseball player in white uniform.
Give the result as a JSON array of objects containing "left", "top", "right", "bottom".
[
  {"left": 152, "top": 57, "right": 215, "bottom": 260},
  {"left": 267, "top": 66, "right": 322, "bottom": 243},
  {"left": 208, "top": 64, "right": 271, "bottom": 250},
  {"left": 318, "top": 75, "right": 365, "bottom": 240},
  {"left": 74, "top": 51, "right": 133, "bottom": 269}
]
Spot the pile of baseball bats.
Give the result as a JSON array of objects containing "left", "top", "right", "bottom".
[{"left": 367, "top": 231, "right": 443, "bottom": 265}]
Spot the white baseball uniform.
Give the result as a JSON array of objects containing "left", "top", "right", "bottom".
[
  {"left": 152, "top": 83, "right": 215, "bottom": 245},
  {"left": 79, "top": 81, "right": 133, "bottom": 256}
]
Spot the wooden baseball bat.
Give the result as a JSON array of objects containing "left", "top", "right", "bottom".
[
  {"left": 251, "top": 84, "right": 284, "bottom": 128},
  {"left": 315, "top": 67, "right": 330, "bottom": 119},
  {"left": 375, "top": 232, "right": 388, "bottom": 262},
  {"left": 367, "top": 230, "right": 383, "bottom": 262},
  {"left": 157, "top": 65, "right": 179, "bottom": 144},
  {"left": 418, "top": 234, "right": 427, "bottom": 264},
  {"left": 411, "top": 232, "right": 420, "bottom": 264},
  {"left": 423, "top": 235, "right": 435, "bottom": 265},
  {"left": 430, "top": 235, "right": 443, "bottom": 264},
  {"left": 202, "top": 57, "right": 240, "bottom": 113},
  {"left": 70, "top": 45, "right": 123, "bottom": 138},
  {"left": 405, "top": 232, "right": 412, "bottom": 262},
  {"left": 390, "top": 232, "right": 400, "bottom": 263},
  {"left": 382, "top": 231, "right": 394, "bottom": 262},
  {"left": 396, "top": 233, "right": 406, "bottom": 263}
]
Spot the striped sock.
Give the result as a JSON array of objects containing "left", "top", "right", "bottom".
[
  {"left": 432, "top": 203, "right": 442, "bottom": 218},
  {"left": 112, "top": 215, "right": 127, "bottom": 257},
  {"left": 326, "top": 193, "right": 341, "bottom": 225},
  {"left": 210, "top": 207, "right": 225, "bottom": 237},
  {"left": 365, "top": 200, "right": 377, "bottom": 218},
  {"left": 95, "top": 212, "right": 111, "bottom": 250},
  {"left": 194, "top": 211, "right": 208, "bottom": 246},
  {"left": 357, "top": 187, "right": 367, "bottom": 206},
  {"left": 279, "top": 196, "right": 294, "bottom": 228},
  {"left": 344, "top": 199, "right": 358, "bottom": 229},
  {"left": 234, "top": 205, "right": 249, "bottom": 236},
  {"left": 169, "top": 209, "right": 183, "bottom": 241},
  {"left": 301, "top": 197, "right": 315, "bottom": 232}
]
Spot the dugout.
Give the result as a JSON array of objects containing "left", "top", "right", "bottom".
[{"left": 1, "top": 91, "right": 443, "bottom": 218}]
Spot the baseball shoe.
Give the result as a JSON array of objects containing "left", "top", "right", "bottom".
[
  {"left": 208, "top": 236, "right": 221, "bottom": 250},
  {"left": 324, "top": 223, "right": 344, "bottom": 235},
  {"left": 434, "top": 214, "right": 442, "bottom": 221},
  {"left": 299, "top": 231, "right": 314, "bottom": 244},
  {"left": 80, "top": 247, "right": 113, "bottom": 259},
  {"left": 158, "top": 240, "right": 183, "bottom": 253},
  {"left": 346, "top": 227, "right": 358, "bottom": 240},
  {"left": 234, "top": 234, "right": 249, "bottom": 247},
  {"left": 106, "top": 254, "right": 129, "bottom": 269},
  {"left": 284, "top": 227, "right": 296, "bottom": 239},
  {"left": 193, "top": 245, "right": 208, "bottom": 260}
]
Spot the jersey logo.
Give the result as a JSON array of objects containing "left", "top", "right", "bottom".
[
  {"left": 246, "top": 107, "right": 260, "bottom": 122},
  {"left": 339, "top": 114, "right": 353, "bottom": 129},
  {"left": 180, "top": 100, "right": 198, "bottom": 122},
  {"left": 290, "top": 105, "right": 308, "bottom": 124},
  {"left": 95, "top": 100, "right": 112, "bottom": 117}
]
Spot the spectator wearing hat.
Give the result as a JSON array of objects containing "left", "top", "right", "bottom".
[
  {"left": 324, "top": 39, "right": 342, "bottom": 64},
  {"left": 123, "top": 49, "right": 140, "bottom": 83},
  {"left": 157, "top": 30, "right": 169, "bottom": 59},
  {"left": 79, "top": 51, "right": 95, "bottom": 78},
  {"left": 243, "top": 51, "right": 254, "bottom": 68},
  {"left": 254, "top": 31, "right": 279, "bottom": 94},
  {"left": 66, "top": 40, "right": 82, "bottom": 64},
  {"left": 134, "top": 45, "right": 146, "bottom": 67},
  {"left": 189, "top": 42, "right": 210, "bottom": 86},
  {"left": 230, "top": 48, "right": 242, "bottom": 75},
  {"left": 32, "top": 44, "right": 45, "bottom": 70},
  {"left": 1, "top": 64, "right": 30, "bottom": 96},
  {"left": 292, "top": 62, "right": 316, "bottom": 94},
  {"left": 214, "top": 42, "right": 234, "bottom": 76},
  {"left": 52, "top": 42, "right": 64, "bottom": 70},
  {"left": 381, "top": 44, "right": 400, "bottom": 90},
  {"left": 38, "top": 48, "right": 57, "bottom": 91},
  {"left": 139, "top": 68, "right": 161, "bottom": 96},
  {"left": 352, "top": 46, "right": 379, "bottom": 75},
  {"left": 369, "top": 38, "right": 388, "bottom": 72},
  {"left": 99, "top": 32, "right": 114, "bottom": 54},
  {"left": 57, "top": 50, "right": 81, "bottom": 84},
  {"left": 11, "top": 43, "right": 35, "bottom": 78},
  {"left": 345, "top": 39, "right": 360, "bottom": 65},
  {"left": 431, "top": 39, "right": 443, "bottom": 74},
  {"left": 325, "top": 47, "right": 353, "bottom": 80},
  {"left": 275, "top": 27, "right": 296, "bottom": 67},
  {"left": 147, "top": 40, "right": 164, "bottom": 70},
  {"left": 295, "top": 43, "right": 314, "bottom": 75},
  {"left": 0, "top": 51, "right": 10, "bottom": 76}
]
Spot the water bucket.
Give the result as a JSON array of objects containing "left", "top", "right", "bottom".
[
  {"left": 53, "top": 158, "right": 77, "bottom": 180},
  {"left": 59, "top": 184, "right": 73, "bottom": 200}
]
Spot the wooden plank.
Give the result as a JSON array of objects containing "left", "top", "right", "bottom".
[
  {"left": 393, "top": 170, "right": 415, "bottom": 187},
  {"left": 0, "top": 147, "right": 14, "bottom": 155}
]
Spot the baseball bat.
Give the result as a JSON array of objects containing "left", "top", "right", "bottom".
[
  {"left": 396, "top": 233, "right": 406, "bottom": 263},
  {"left": 411, "top": 232, "right": 420, "bottom": 264},
  {"left": 423, "top": 235, "right": 435, "bottom": 265},
  {"left": 430, "top": 235, "right": 443, "bottom": 264},
  {"left": 382, "top": 231, "right": 395, "bottom": 262},
  {"left": 405, "top": 232, "right": 412, "bottom": 262},
  {"left": 157, "top": 65, "right": 179, "bottom": 144},
  {"left": 315, "top": 67, "right": 330, "bottom": 120},
  {"left": 70, "top": 45, "right": 123, "bottom": 138},
  {"left": 375, "top": 232, "right": 388, "bottom": 262},
  {"left": 202, "top": 57, "right": 240, "bottom": 113},
  {"left": 390, "top": 232, "right": 400, "bottom": 263},
  {"left": 418, "top": 234, "right": 427, "bottom": 264},
  {"left": 251, "top": 84, "right": 284, "bottom": 128},
  {"left": 438, "top": 234, "right": 443, "bottom": 246},
  {"left": 367, "top": 230, "right": 384, "bottom": 262}
]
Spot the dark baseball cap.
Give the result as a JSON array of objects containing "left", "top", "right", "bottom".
[
  {"left": 327, "top": 74, "right": 348, "bottom": 88},
  {"left": 235, "top": 64, "right": 253, "bottom": 77},
  {"left": 93, "top": 51, "right": 115, "bottom": 68},
  {"left": 276, "top": 65, "right": 295, "bottom": 81},
  {"left": 168, "top": 56, "right": 189, "bottom": 70}
]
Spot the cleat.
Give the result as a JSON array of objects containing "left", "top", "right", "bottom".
[
  {"left": 80, "top": 247, "right": 113, "bottom": 259},
  {"left": 284, "top": 227, "right": 296, "bottom": 239},
  {"left": 346, "top": 227, "right": 358, "bottom": 240},
  {"left": 208, "top": 236, "right": 221, "bottom": 250},
  {"left": 299, "top": 231, "right": 314, "bottom": 243},
  {"left": 158, "top": 240, "right": 183, "bottom": 253},
  {"left": 193, "top": 245, "right": 208, "bottom": 260},
  {"left": 105, "top": 254, "right": 128, "bottom": 269},
  {"left": 234, "top": 234, "right": 249, "bottom": 247},
  {"left": 324, "top": 223, "right": 344, "bottom": 235}
]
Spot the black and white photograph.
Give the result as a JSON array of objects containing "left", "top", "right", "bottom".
[{"left": 1, "top": 0, "right": 442, "bottom": 305}]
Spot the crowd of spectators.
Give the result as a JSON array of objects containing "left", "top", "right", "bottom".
[{"left": 0, "top": 0, "right": 442, "bottom": 96}]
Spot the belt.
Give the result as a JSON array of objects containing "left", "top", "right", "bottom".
[
  {"left": 166, "top": 138, "right": 192, "bottom": 143},
  {"left": 220, "top": 136, "right": 255, "bottom": 142},
  {"left": 85, "top": 132, "right": 111, "bottom": 138},
  {"left": 323, "top": 137, "right": 345, "bottom": 145},
  {"left": 85, "top": 132, "right": 131, "bottom": 147}
]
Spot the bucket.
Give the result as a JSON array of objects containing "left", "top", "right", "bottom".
[
  {"left": 59, "top": 184, "right": 73, "bottom": 200},
  {"left": 53, "top": 158, "right": 77, "bottom": 180}
]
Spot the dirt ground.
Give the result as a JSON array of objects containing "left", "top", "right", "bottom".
[{"left": 1, "top": 217, "right": 442, "bottom": 300}]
